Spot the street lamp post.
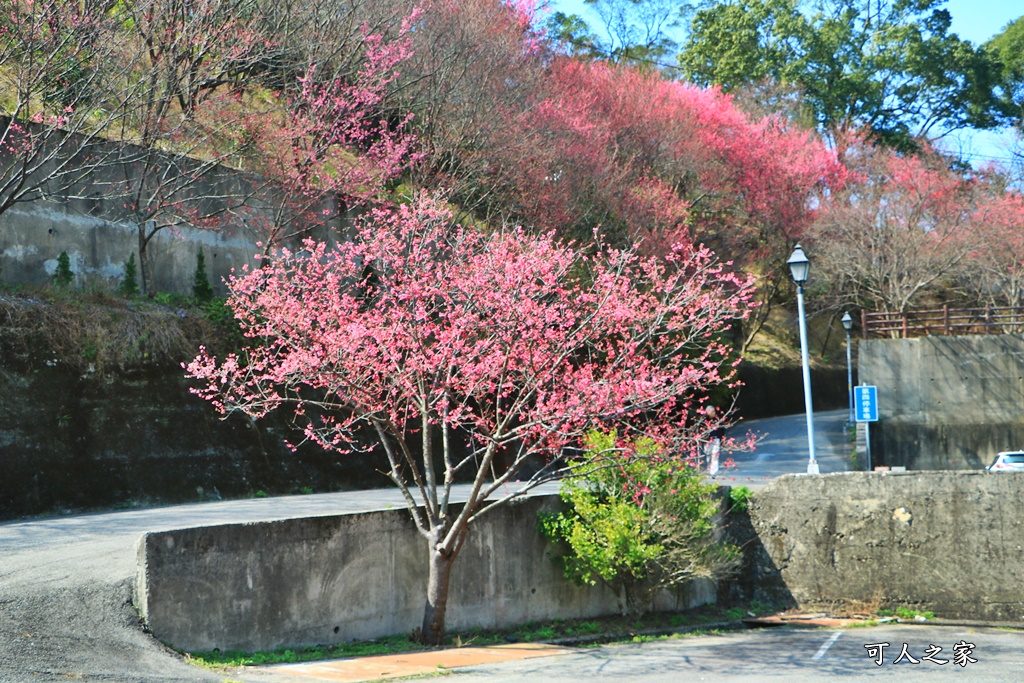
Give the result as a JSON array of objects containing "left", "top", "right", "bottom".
[
  {"left": 842, "top": 312, "right": 854, "bottom": 425},
  {"left": 788, "top": 245, "right": 818, "bottom": 474}
]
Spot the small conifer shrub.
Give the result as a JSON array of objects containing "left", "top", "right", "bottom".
[
  {"left": 192, "top": 247, "right": 214, "bottom": 302},
  {"left": 119, "top": 253, "right": 140, "bottom": 297},
  {"left": 52, "top": 251, "right": 74, "bottom": 288}
]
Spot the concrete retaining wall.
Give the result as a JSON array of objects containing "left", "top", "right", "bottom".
[
  {"left": 136, "top": 495, "right": 714, "bottom": 652},
  {"left": 0, "top": 366, "right": 387, "bottom": 520},
  {"left": 0, "top": 200, "right": 258, "bottom": 296},
  {"left": 0, "top": 114, "right": 293, "bottom": 295},
  {"left": 858, "top": 335, "right": 1024, "bottom": 468},
  {"left": 735, "top": 365, "right": 847, "bottom": 419},
  {"left": 737, "top": 471, "right": 1024, "bottom": 621},
  {"left": 137, "top": 473, "right": 1024, "bottom": 653}
]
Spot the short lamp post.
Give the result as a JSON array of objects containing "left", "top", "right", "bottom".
[
  {"left": 842, "top": 311, "right": 855, "bottom": 425},
  {"left": 788, "top": 245, "right": 818, "bottom": 475}
]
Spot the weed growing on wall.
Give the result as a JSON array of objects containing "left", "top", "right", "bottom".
[{"left": 728, "top": 486, "right": 753, "bottom": 512}]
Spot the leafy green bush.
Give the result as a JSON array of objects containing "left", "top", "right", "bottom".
[
  {"left": 152, "top": 292, "right": 191, "bottom": 308},
  {"left": 539, "top": 431, "right": 741, "bottom": 615},
  {"left": 199, "top": 297, "right": 246, "bottom": 352},
  {"left": 728, "top": 485, "right": 753, "bottom": 512}
]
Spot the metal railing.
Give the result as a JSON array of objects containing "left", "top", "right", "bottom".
[{"left": 862, "top": 305, "right": 1024, "bottom": 339}]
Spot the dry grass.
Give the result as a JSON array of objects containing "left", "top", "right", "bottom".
[
  {"left": 743, "top": 310, "right": 802, "bottom": 370},
  {"left": 813, "top": 590, "right": 886, "bottom": 619},
  {"left": 743, "top": 306, "right": 849, "bottom": 372},
  {"left": 0, "top": 288, "right": 229, "bottom": 373}
]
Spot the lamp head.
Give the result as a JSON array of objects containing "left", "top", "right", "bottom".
[
  {"left": 841, "top": 311, "right": 853, "bottom": 331},
  {"left": 787, "top": 244, "right": 810, "bottom": 284}
]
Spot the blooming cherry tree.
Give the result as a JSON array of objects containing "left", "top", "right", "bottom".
[
  {"left": 961, "top": 188, "right": 1024, "bottom": 315},
  {"left": 185, "top": 191, "right": 752, "bottom": 644}
]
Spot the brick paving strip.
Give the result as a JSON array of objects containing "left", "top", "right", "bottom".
[{"left": 267, "top": 643, "right": 578, "bottom": 682}]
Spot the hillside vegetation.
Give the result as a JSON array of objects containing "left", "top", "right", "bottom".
[{"left": 2, "top": 0, "right": 1023, "bottom": 355}]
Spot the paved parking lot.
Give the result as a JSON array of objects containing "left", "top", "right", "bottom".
[{"left": 443, "top": 625, "right": 1024, "bottom": 682}]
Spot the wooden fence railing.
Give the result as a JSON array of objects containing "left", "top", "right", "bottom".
[{"left": 862, "top": 305, "right": 1024, "bottom": 339}]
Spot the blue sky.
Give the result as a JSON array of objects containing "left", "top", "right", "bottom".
[
  {"left": 942, "top": 0, "right": 1020, "bottom": 44},
  {"left": 547, "top": 0, "right": 1021, "bottom": 46},
  {"left": 546, "top": 0, "right": 1024, "bottom": 166}
]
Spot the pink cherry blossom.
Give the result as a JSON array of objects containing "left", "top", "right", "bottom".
[{"left": 185, "top": 189, "right": 752, "bottom": 643}]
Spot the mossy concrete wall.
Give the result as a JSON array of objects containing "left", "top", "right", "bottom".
[
  {"left": 136, "top": 495, "right": 715, "bottom": 652},
  {"left": 858, "top": 335, "right": 1024, "bottom": 469},
  {"left": 728, "top": 471, "right": 1024, "bottom": 621},
  {"left": 0, "top": 116, "right": 324, "bottom": 296}
]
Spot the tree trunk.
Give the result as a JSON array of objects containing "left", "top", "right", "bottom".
[
  {"left": 421, "top": 527, "right": 459, "bottom": 646},
  {"left": 137, "top": 223, "right": 153, "bottom": 296},
  {"left": 616, "top": 581, "right": 647, "bottom": 618}
]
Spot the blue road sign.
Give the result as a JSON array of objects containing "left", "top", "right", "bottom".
[{"left": 855, "top": 385, "right": 878, "bottom": 422}]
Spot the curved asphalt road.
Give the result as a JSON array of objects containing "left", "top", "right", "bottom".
[
  {"left": 0, "top": 411, "right": 848, "bottom": 682},
  {"left": 721, "top": 409, "right": 851, "bottom": 488}
]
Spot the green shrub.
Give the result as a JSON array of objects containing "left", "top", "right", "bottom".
[
  {"left": 539, "top": 431, "right": 741, "bottom": 615},
  {"left": 728, "top": 485, "right": 753, "bottom": 512},
  {"left": 878, "top": 606, "right": 935, "bottom": 620},
  {"left": 152, "top": 292, "right": 191, "bottom": 308}
]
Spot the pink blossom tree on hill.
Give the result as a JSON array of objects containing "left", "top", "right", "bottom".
[
  {"left": 0, "top": 0, "right": 146, "bottom": 222},
  {"left": 185, "top": 191, "right": 753, "bottom": 644},
  {"left": 963, "top": 189, "right": 1024, "bottom": 314},
  {"left": 513, "top": 59, "right": 844, "bottom": 349},
  {"left": 809, "top": 143, "right": 977, "bottom": 315},
  {"left": 225, "top": 13, "right": 421, "bottom": 257}
]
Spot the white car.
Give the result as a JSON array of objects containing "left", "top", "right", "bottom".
[{"left": 987, "top": 451, "right": 1024, "bottom": 472}]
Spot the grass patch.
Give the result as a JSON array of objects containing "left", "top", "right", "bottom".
[
  {"left": 627, "top": 628, "right": 724, "bottom": 645},
  {"left": 0, "top": 286, "right": 242, "bottom": 373},
  {"left": 187, "top": 634, "right": 421, "bottom": 668},
  {"left": 184, "top": 603, "right": 757, "bottom": 669},
  {"left": 845, "top": 619, "right": 880, "bottom": 628}
]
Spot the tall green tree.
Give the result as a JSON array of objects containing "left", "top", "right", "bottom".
[
  {"left": 118, "top": 253, "right": 140, "bottom": 297},
  {"left": 985, "top": 15, "right": 1024, "bottom": 124},
  {"left": 51, "top": 252, "right": 74, "bottom": 288},
  {"left": 679, "top": 0, "right": 1012, "bottom": 152}
]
